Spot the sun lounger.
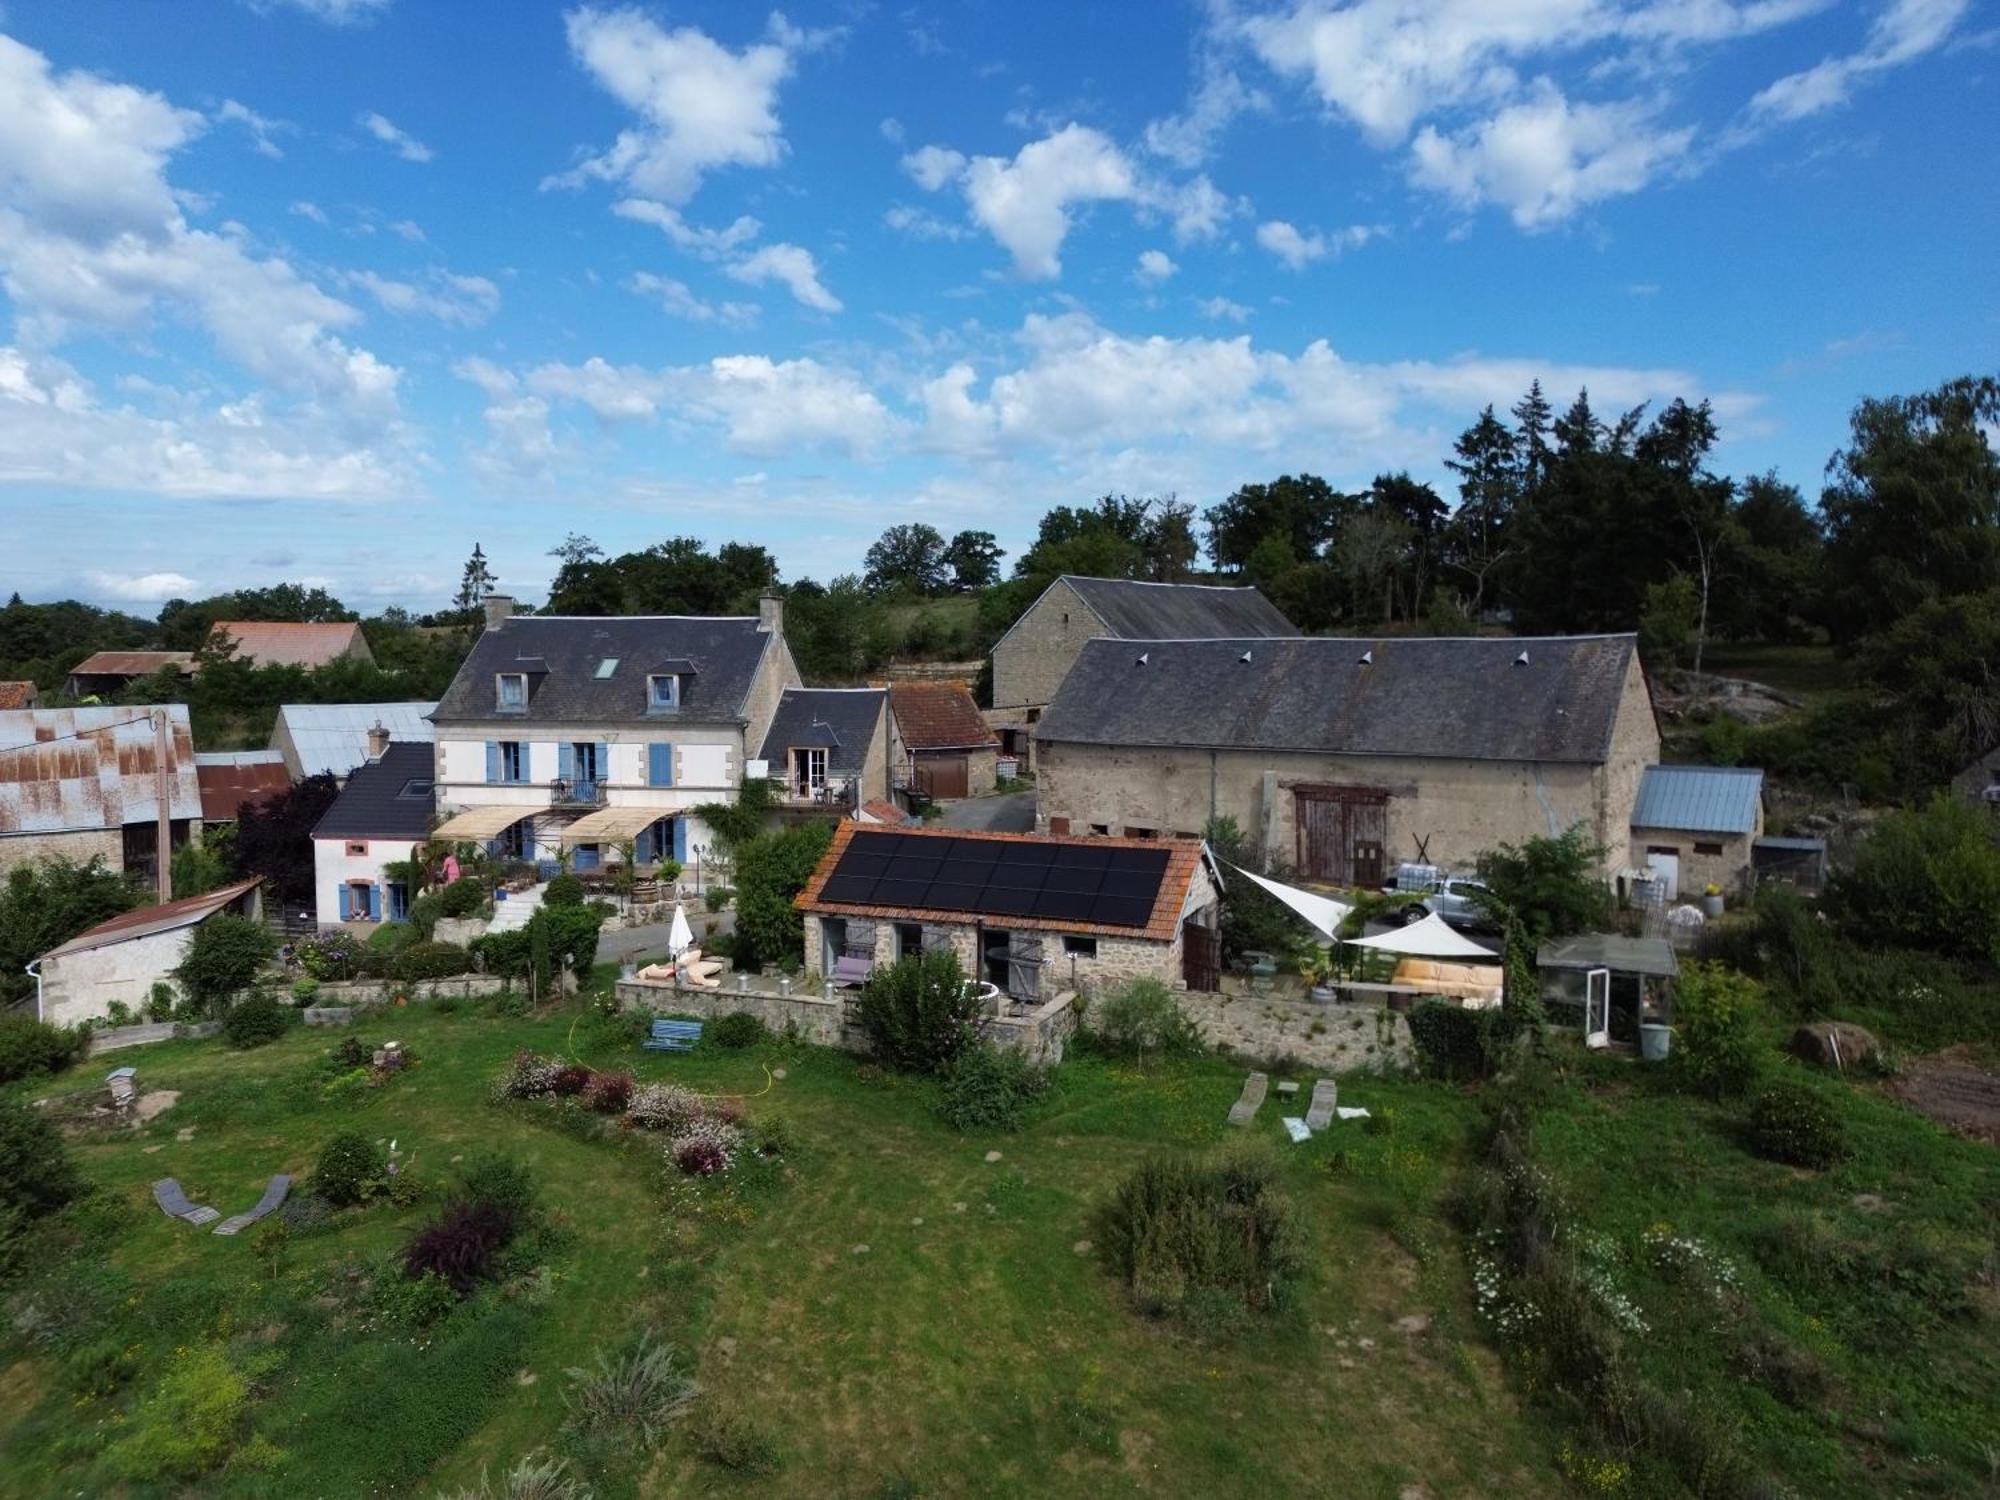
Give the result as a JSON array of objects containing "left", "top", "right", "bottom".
[
  {"left": 152, "top": 1178, "right": 220, "bottom": 1227},
  {"left": 831, "top": 954, "right": 873, "bottom": 987},
  {"left": 1226, "top": 1071, "right": 1268, "bottom": 1126},
  {"left": 1304, "top": 1078, "right": 1337, "bottom": 1131},
  {"left": 213, "top": 1174, "right": 292, "bottom": 1237}
]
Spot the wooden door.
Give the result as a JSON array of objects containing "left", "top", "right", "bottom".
[
  {"left": 1293, "top": 784, "right": 1389, "bottom": 886},
  {"left": 1181, "top": 920, "right": 1221, "bottom": 992},
  {"left": 919, "top": 754, "right": 969, "bottom": 799}
]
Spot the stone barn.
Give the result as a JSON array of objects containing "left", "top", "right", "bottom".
[
  {"left": 1035, "top": 633, "right": 1660, "bottom": 883},
  {"left": 796, "top": 824, "right": 1223, "bottom": 1002}
]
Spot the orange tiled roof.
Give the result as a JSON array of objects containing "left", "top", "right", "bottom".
[
  {"left": 796, "top": 822, "right": 1202, "bottom": 943},
  {"left": 855, "top": 799, "right": 912, "bottom": 826},
  {"left": 212, "top": 620, "right": 370, "bottom": 669},
  {"left": 0, "top": 681, "right": 36, "bottom": 709},
  {"left": 888, "top": 680, "right": 998, "bottom": 751}
]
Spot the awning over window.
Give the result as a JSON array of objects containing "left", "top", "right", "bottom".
[
  {"left": 556, "top": 805, "right": 668, "bottom": 844},
  {"left": 431, "top": 805, "right": 530, "bottom": 841}
]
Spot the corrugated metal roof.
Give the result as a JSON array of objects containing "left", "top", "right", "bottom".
[
  {"left": 1537, "top": 934, "right": 1679, "bottom": 977},
  {"left": 68, "top": 651, "right": 196, "bottom": 678},
  {"left": 273, "top": 702, "right": 436, "bottom": 779},
  {"left": 194, "top": 751, "right": 292, "bottom": 821},
  {"left": 1632, "top": 765, "right": 1763, "bottom": 835},
  {"left": 43, "top": 877, "right": 261, "bottom": 959},
  {"left": 0, "top": 706, "right": 201, "bottom": 834}
]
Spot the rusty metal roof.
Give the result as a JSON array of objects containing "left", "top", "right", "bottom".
[
  {"left": 0, "top": 682, "right": 37, "bottom": 709},
  {"left": 194, "top": 750, "right": 292, "bottom": 821},
  {"left": 0, "top": 706, "right": 202, "bottom": 835},
  {"left": 68, "top": 651, "right": 196, "bottom": 678},
  {"left": 43, "top": 877, "right": 261, "bottom": 959}
]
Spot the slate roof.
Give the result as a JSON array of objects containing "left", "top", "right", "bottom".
[
  {"left": 43, "top": 877, "right": 262, "bottom": 959},
  {"left": 272, "top": 701, "right": 436, "bottom": 779},
  {"left": 1061, "top": 576, "right": 1299, "bottom": 639},
  {"left": 1632, "top": 765, "right": 1763, "bottom": 834},
  {"left": 194, "top": 750, "right": 291, "bottom": 821},
  {"left": 1036, "top": 634, "right": 1639, "bottom": 765},
  {"left": 757, "top": 688, "right": 885, "bottom": 775},
  {"left": 68, "top": 650, "right": 196, "bottom": 678},
  {"left": 888, "top": 681, "right": 998, "bottom": 751},
  {"left": 311, "top": 742, "right": 437, "bottom": 841},
  {"left": 213, "top": 620, "right": 371, "bottom": 669},
  {"left": 432, "top": 616, "right": 775, "bottom": 726}
]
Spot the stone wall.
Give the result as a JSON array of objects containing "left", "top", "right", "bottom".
[
  {"left": 0, "top": 826, "right": 122, "bottom": 880},
  {"left": 311, "top": 973, "right": 520, "bottom": 1006},
  {"left": 1182, "top": 992, "right": 1413, "bottom": 1075},
  {"left": 1629, "top": 825, "right": 1756, "bottom": 897},
  {"left": 991, "top": 577, "right": 1094, "bottom": 710},
  {"left": 805, "top": 910, "right": 1187, "bottom": 1005}
]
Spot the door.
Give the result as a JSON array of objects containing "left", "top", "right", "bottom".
[
  {"left": 920, "top": 754, "right": 969, "bottom": 799},
  {"left": 1584, "top": 967, "right": 1611, "bottom": 1049},
  {"left": 1293, "top": 785, "right": 1389, "bottom": 886},
  {"left": 1646, "top": 849, "right": 1681, "bottom": 902},
  {"left": 1182, "top": 919, "right": 1221, "bottom": 992}
]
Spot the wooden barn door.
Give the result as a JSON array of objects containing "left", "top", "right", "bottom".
[
  {"left": 1181, "top": 919, "right": 1221, "bottom": 992},
  {"left": 916, "top": 754, "right": 969, "bottom": 799},
  {"left": 1293, "top": 785, "right": 1390, "bottom": 887}
]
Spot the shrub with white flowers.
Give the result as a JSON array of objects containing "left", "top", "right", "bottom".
[
  {"left": 626, "top": 1083, "right": 702, "bottom": 1134},
  {"left": 668, "top": 1117, "right": 744, "bottom": 1177}
]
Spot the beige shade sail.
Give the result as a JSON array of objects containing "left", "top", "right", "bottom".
[
  {"left": 430, "top": 805, "right": 532, "bottom": 841},
  {"left": 555, "top": 805, "right": 667, "bottom": 843}
]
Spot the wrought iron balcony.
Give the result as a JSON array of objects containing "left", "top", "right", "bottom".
[{"left": 548, "top": 776, "right": 604, "bottom": 808}]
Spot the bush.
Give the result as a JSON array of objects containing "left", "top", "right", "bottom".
[
  {"left": 1089, "top": 979, "right": 1202, "bottom": 1060},
  {"left": 405, "top": 890, "right": 444, "bottom": 940},
  {"left": 434, "top": 1454, "right": 594, "bottom": 1500},
  {"left": 456, "top": 1152, "right": 537, "bottom": 1219},
  {"left": 105, "top": 1341, "right": 251, "bottom": 1482},
  {"left": 0, "top": 1014, "right": 88, "bottom": 1084},
  {"left": 551, "top": 1064, "right": 593, "bottom": 1097},
  {"left": 313, "top": 1130, "right": 387, "bottom": 1207},
  {"left": 0, "top": 856, "right": 138, "bottom": 1011},
  {"left": 0, "top": 1095, "right": 84, "bottom": 1220},
  {"left": 175, "top": 912, "right": 276, "bottom": 1010},
  {"left": 1747, "top": 1079, "right": 1848, "bottom": 1168},
  {"left": 367, "top": 920, "right": 417, "bottom": 955},
  {"left": 1826, "top": 795, "right": 2000, "bottom": 964},
  {"left": 855, "top": 950, "right": 984, "bottom": 1075},
  {"left": 733, "top": 821, "right": 835, "bottom": 969},
  {"left": 543, "top": 874, "right": 586, "bottom": 908},
  {"left": 145, "top": 981, "right": 177, "bottom": 1022},
  {"left": 1474, "top": 824, "right": 1612, "bottom": 945},
  {"left": 937, "top": 1043, "right": 1049, "bottom": 1132},
  {"left": 704, "top": 886, "right": 734, "bottom": 913},
  {"left": 669, "top": 1117, "right": 743, "bottom": 1176},
  {"left": 695, "top": 1409, "right": 783, "bottom": 1476},
  {"left": 439, "top": 877, "right": 488, "bottom": 919},
  {"left": 709, "top": 1011, "right": 768, "bottom": 1049},
  {"left": 581, "top": 1070, "right": 635, "bottom": 1115},
  {"left": 394, "top": 940, "right": 473, "bottom": 982},
  {"left": 222, "top": 991, "right": 289, "bottom": 1049},
  {"left": 1406, "top": 1000, "right": 1490, "bottom": 1080},
  {"left": 403, "top": 1198, "right": 519, "bottom": 1294},
  {"left": 295, "top": 929, "right": 362, "bottom": 981},
  {"left": 290, "top": 975, "right": 320, "bottom": 1006},
  {"left": 1673, "top": 962, "right": 1768, "bottom": 1098},
  {"left": 626, "top": 1082, "right": 700, "bottom": 1133},
  {"left": 563, "top": 1331, "right": 696, "bottom": 1446},
  {"left": 1095, "top": 1151, "right": 1305, "bottom": 1325},
  {"left": 498, "top": 1051, "right": 565, "bottom": 1099}
]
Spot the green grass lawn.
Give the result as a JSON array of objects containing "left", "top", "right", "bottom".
[{"left": 1, "top": 998, "right": 1559, "bottom": 1500}]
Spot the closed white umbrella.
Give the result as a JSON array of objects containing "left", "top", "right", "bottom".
[{"left": 667, "top": 902, "right": 695, "bottom": 958}]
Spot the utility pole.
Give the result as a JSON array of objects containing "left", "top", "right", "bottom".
[{"left": 152, "top": 708, "right": 173, "bottom": 904}]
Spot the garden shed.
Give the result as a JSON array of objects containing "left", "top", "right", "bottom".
[
  {"left": 36, "top": 877, "right": 263, "bottom": 1027},
  {"left": 1537, "top": 934, "right": 1677, "bottom": 1049}
]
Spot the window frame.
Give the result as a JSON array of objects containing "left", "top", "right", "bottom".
[
  {"left": 498, "top": 741, "right": 526, "bottom": 784},
  {"left": 1693, "top": 840, "right": 1726, "bottom": 857},
  {"left": 646, "top": 673, "right": 679, "bottom": 711},
  {"left": 345, "top": 840, "right": 368, "bottom": 857},
  {"left": 495, "top": 672, "right": 527, "bottom": 712},
  {"left": 1062, "top": 934, "right": 1097, "bottom": 957}
]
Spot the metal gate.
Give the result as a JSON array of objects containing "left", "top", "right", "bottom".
[
  {"left": 914, "top": 754, "right": 969, "bottom": 799},
  {"left": 1181, "top": 919, "right": 1221, "bottom": 992},
  {"left": 1292, "top": 784, "right": 1389, "bottom": 886}
]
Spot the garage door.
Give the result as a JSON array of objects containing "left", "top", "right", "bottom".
[
  {"left": 1293, "top": 784, "right": 1388, "bottom": 886},
  {"left": 919, "top": 754, "right": 969, "bottom": 799}
]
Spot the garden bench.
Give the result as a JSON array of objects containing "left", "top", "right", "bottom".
[
  {"left": 1304, "top": 1078, "right": 1337, "bottom": 1132},
  {"left": 213, "top": 1174, "right": 293, "bottom": 1237},
  {"left": 1226, "top": 1071, "right": 1268, "bottom": 1127},
  {"left": 643, "top": 1018, "right": 703, "bottom": 1053},
  {"left": 830, "top": 954, "right": 873, "bottom": 987},
  {"left": 151, "top": 1178, "right": 220, "bottom": 1227}
]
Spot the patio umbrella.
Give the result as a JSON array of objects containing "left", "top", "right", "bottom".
[{"left": 667, "top": 902, "right": 695, "bottom": 958}]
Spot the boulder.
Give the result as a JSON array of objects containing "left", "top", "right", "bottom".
[{"left": 1789, "top": 1021, "right": 1879, "bottom": 1071}]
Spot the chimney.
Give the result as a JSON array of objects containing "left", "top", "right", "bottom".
[
  {"left": 366, "top": 722, "right": 390, "bottom": 761},
  {"left": 483, "top": 593, "right": 515, "bottom": 632},
  {"left": 757, "top": 592, "right": 784, "bottom": 635}
]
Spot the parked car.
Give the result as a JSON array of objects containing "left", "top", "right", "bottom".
[{"left": 1398, "top": 875, "right": 1499, "bottom": 930}]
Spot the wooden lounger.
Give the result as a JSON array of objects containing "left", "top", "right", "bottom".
[
  {"left": 213, "top": 1174, "right": 292, "bottom": 1237},
  {"left": 1226, "top": 1071, "right": 1268, "bottom": 1127}
]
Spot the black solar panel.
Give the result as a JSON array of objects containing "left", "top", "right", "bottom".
[{"left": 815, "top": 831, "right": 1173, "bottom": 929}]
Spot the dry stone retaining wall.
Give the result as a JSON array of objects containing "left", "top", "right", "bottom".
[{"left": 1183, "top": 993, "right": 1413, "bottom": 1074}]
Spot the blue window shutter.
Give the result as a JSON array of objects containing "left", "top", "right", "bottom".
[
  {"left": 337, "top": 885, "right": 352, "bottom": 921},
  {"left": 558, "top": 743, "right": 575, "bottom": 783},
  {"left": 672, "top": 818, "right": 687, "bottom": 864},
  {"left": 649, "top": 742, "right": 673, "bottom": 787},
  {"left": 597, "top": 743, "right": 609, "bottom": 784},
  {"left": 485, "top": 741, "right": 499, "bottom": 783},
  {"left": 635, "top": 822, "right": 654, "bottom": 863},
  {"left": 368, "top": 884, "right": 382, "bottom": 920}
]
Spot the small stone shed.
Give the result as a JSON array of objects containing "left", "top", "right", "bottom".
[
  {"left": 37, "top": 877, "right": 263, "bottom": 1027},
  {"left": 887, "top": 681, "right": 999, "bottom": 800},
  {"left": 795, "top": 823, "right": 1222, "bottom": 1003},
  {"left": 1629, "top": 764, "right": 1764, "bottom": 898}
]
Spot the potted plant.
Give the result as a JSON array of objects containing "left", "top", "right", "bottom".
[
  {"left": 1700, "top": 883, "right": 1725, "bottom": 919},
  {"left": 1292, "top": 941, "right": 1337, "bottom": 1003}
]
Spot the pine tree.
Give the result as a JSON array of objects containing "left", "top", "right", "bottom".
[
  {"left": 454, "top": 544, "right": 497, "bottom": 611},
  {"left": 1554, "top": 389, "right": 1602, "bottom": 457},
  {"left": 1511, "top": 380, "right": 1554, "bottom": 490}
]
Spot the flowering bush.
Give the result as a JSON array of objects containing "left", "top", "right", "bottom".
[
  {"left": 497, "top": 1051, "right": 565, "bottom": 1099},
  {"left": 625, "top": 1083, "right": 701, "bottom": 1133},
  {"left": 669, "top": 1117, "right": 744, "bottom": 1176},
  {"left": 1642, "top": 1226, "right": 1740, "bottom": 1300},
  {"left": 550, "top": 1064, "right": 593, "bottom": 1098},
  {"left": 582, "top": 1070, "right": 635, "bottom": 1115},
  {"left": 296, "top": 930, "right": 363, "bottom": 981},
  {"left": 1748, "top": 1079, "right": 1848, "bottom": 1168}
]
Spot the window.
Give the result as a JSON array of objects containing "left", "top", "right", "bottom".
[
  {"left": 496, "top": 673, "right": 527, "bottom": 711},
  {"left": 574, "top": 843, "right": 601, "bottom": 872},
  {"left": 798, "top": 746, "right": 828, "bottom": 795},
  {"left": 496, "top": 820, "right": 526, "bottom": 860},
  {"left": 1646, "top": 844, "right": 1680, "bottom": 857},
  {"left": 895, "top": 922, "right": 923, "bottom": 961},
  {"left": 398, "top": 778, "right": 433, "bottom": 800},
  {"left": 345, "top": 840, "right": 368, "bottom": 857},
  {"left": 1089, "top": 823, "right": 1110, "bottom": 837},
  {"left": 494, "top": 741, "right": 525, "bottom": 783},
  {"left": 1694, "top": 841, "right": 1725, "bottom": 857},
  {"left": 647, "top": 674, "right": 678, "bottom": 710},
  {"left": 1062, "top": 935, "right": 1097, "bottom": 957},
  {"left": 1126, "top": 825, "right": 1157, "bottom": 840},
  {"left": 594, "top": 658, "right": 619, "bottom": 679}
]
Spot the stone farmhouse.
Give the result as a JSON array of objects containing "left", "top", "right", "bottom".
[
  {"left": 1034, "top": 633, "right": 1660, "bottom": 884},
  {"left": 986, "top": 576, "right": 1296, "bottom": 768},
  {"left": 427, "top": 597, "right": 798, "bottom": 876}
]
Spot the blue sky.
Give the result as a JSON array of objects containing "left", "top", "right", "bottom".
[{"left": 0, "top": 0, "right": 1993, "bottom": 614}]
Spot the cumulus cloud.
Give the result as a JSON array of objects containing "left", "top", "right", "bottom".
[
  {"left": 1143, "top": 57, "right": 1267, "bottom": 167},
  {"left": 289, "top": 199, "right": 329, "bottom": 224},
  {"left": 1136, "top": 249, "right": 1178, "bottom": 282},
  {"left": 216, "top": 99, "right": 287, "bottom": 159},
  {"left": 1198, "top": 296, "right": 1252, "bottom": 323},
  {"left": 612, "top": 198, "right": 761, "bottom": 256},
  {"left": 87, "top": 569, "right": 198, "bottom": 600},
  {"left": 357, "top": 109, "right": 433, "bottom": 162},
  {"left": 1254, "top": 218, "right": 1382, "bottom": 269},
  {"left": 627, "top": 271, "right": 757, "bottom": 326},
  {"left": 724, "top": 241, "right": 841, "bottom": 312},
  {"left": 883, "top": 203, "right": 967, "bottom": 241},
  {"left": 1749, "top": 0, "right": 1967, "bottom": 122}
]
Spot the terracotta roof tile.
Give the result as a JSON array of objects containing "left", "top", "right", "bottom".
[
  {"left": 888, "top": 681, "right": 998, "bottom": 751},
  {"left": 0, "top": 681, "right": 36, "bottom": 709},
  {"left": 213, "top": 620, "right": 371, "bottom": 669}
]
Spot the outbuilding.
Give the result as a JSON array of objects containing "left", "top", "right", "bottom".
[
  {"left": 888, "top": 681, "right": 999, "bottom": 801},
  {"left": 1629, "top": 764, "right": 1765, "bottom": 899},
  {"left": 36, "top": 877, "right": 262, "bottom": 1027},
  {"left": 311, "top": 741, "right": 436, "bottom": 926}
]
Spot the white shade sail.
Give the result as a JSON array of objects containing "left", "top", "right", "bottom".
[
  {"left": 1231, "top": 865, "right": 1353, "bottom": 941},
  {"left": 1344, "top": 911, "right": 1501, "bottom": 961}
]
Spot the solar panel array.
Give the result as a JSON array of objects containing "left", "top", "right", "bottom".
[{"left": 816, "top": 832, "right": 1172, "bottom": 929}]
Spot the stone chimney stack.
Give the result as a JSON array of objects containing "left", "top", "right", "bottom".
[
  {"left": 757, "top": 592, "right": 784, "bottom": 635},
  {"left": 482, "top": 593, "right": 515, "bottom": 632},
  {"left": 366, "top": 722, "right": 389, "bottom": 761}
]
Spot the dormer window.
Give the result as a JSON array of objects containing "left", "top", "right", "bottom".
[
  {"left": 647, "top": 674, "right": 679, "bottom": 710},
  {"left": 496, "top": 672, "right": 527, "bottom": 712}
]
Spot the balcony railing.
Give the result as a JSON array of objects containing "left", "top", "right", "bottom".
[
  {"left": 548, "top": 777, "right": 605, "bottom": 808},
  {"left": 777, "top": 777, "right": 857, "bottom": 810}
]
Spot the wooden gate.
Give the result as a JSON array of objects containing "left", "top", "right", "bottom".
[
  {"left": 1181, "top": 919, "right": 1221, "bottom": 992},
  {"left": 1292, "top": 784, "right": 1389, "bottom": 886}
]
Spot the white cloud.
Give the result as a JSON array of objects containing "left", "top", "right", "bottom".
[
  {"left": 389, "top": 218, "right": 426, "bottom": 242},
  {"left": 724, "top": 241, "right": 841, "bottom": 312},
  {"left": 216, "top": 99, "right": 286, "bottom": 159},
  {"left": 548, "top": 7, "right": 808, "bottom": 203},
  {"left": 289, "top": 199, "right": 329, "bottom": 224},
  {"left": 1198, "top": 296, "right": 1252, "bottom": 322},
  {"left": 87, "top": 569, "right": 198, "bottom": 600},
  {"left": 1409, "top": 84, "right": 1693, "bottom": 228},
  {"left": 451, "top": 358, "right": 557, "bottom": 482},
  {"left": 879, "top": 116, "right": 905, "bottom": 143},
  {"left": 613, "top": 198, "right": 761, "bottom": 256},
  {"left": 1749, "top": 0, "right": 1967, "bottom": 122},
  {"left": 1136, "top": 249, "right": 1178, "bottom": 282},
  {"left": 900, "top": 143, "right": 968, "bottom": 191},
  {"left": 1143, "top": 58, "right": 1267, "bottom": 167},
  {"left": 345, "top": 267, "right": 500, "bottom": 326},
  {"left": 627, "top": 270, "right": 757, "bottom": 326},
  {"left": 357, "top": 109, "right": 433, "bottom": 162},
  {"left": 1255, "top": 218, "right": 1381, "bottom": 269},
  {"left": 883, "top": 203, "right": 966, "bottom": 241},
  {"left": 244, "top": 0, "right": 393, "bottom": 22}
]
